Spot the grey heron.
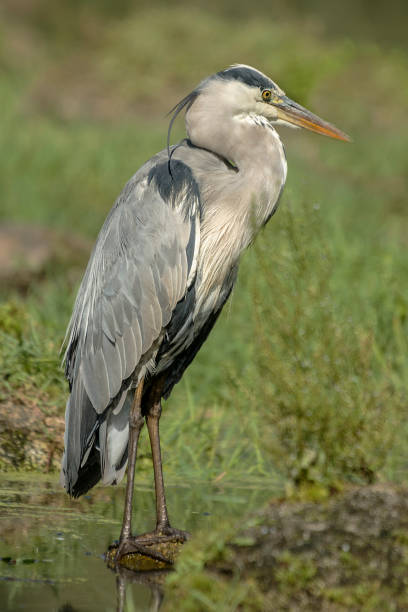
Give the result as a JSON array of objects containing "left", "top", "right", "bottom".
[{"left": 61, "top": 64, "right": 348, "bottom": 561}]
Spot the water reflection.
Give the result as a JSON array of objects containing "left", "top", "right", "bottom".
[
  {"left": 0, "top": 474, "right": 279, "bottom": 611},
  {"left": 55, "top": 566, "right": 167, "bottom": 612},
  {"left": 114, "top": 566, "right": 167, "bottom": 612}
]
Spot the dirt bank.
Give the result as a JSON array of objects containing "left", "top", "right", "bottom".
[
  {"left": 0, "top": 394, "right": 63, "bottom": 471},
  {"left": 205, "top": 485, "right": 408, "bottom": 610}
]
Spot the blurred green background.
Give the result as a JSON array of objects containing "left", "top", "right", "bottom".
[
  {"left": 1, "top": 0, "right": 408, "bottom": 492},
  {"left": 1, "top": 1, "right": 408, "bottom": 610}
]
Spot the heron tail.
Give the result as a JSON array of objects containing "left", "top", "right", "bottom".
[{"left": 60, "top": 384, "right": 132, "bottom": 498}]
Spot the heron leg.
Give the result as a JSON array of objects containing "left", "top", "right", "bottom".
[
  {"left": 115, "top": 379, "right": 145, "bottom": 559},
  {"left": 144, "top": 382, "right": 189, "bottom": 541},
  {"left": 112, "top": 377, "right": 188, "bottom": 564},
  {"left": 145, "top": 384, "right": 170, "bottom": 531}
]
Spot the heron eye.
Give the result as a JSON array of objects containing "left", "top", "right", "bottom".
[{"left": 262, "top": 89, "right": 272, "bottom": 101}]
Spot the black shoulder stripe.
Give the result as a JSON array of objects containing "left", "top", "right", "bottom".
[{"left": 147, "top": 160, "right": 201, "bottom": 220}]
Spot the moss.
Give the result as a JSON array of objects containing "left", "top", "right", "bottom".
[
  {"left": 165, "top": 485, "right": 408, "bottom": 611},
  {"left": 274, "top": 551, "right": 317, "bottom": 593}
]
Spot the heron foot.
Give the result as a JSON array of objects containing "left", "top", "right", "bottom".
[
  {"left": 110, "top": 527, "right": 190, "bottom": 568},
  {"left": 154, "top": 525, "right": 190, "bottom": 542}
]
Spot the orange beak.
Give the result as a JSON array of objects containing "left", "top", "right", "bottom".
[{"left": 274, "top": 95, "right": 350, "bottom": 142}]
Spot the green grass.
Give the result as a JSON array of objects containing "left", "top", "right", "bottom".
[
  {"left": 1, "top": 0, "right": 408, "bottom": 507},
  {"left": 1, "top": 3, "right": 408, "bottom": 609}
]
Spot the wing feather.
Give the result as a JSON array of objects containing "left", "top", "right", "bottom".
[{"left": 61, "top": 155, "right": 201, "bottom": 495}]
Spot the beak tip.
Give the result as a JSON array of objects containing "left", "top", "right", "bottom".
[
  {"left": 277, "top": 97, "right": 351, "bottom": 144},
  {"left": 337, "top": 132, "right": 352, "bottom": 143}
]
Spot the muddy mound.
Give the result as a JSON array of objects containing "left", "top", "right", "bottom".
[{"left": 212, "top": 485, "right": 408, "bottom": 610}]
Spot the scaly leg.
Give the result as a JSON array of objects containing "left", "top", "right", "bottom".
[
  {"left": 115, "top": 379, "right": 145, "bottom": 560},
  {"left": 146, "top": 394, "right": 188, "bottom": 541},
  {"left": 112, "top": 377, "right": 188, "bottom": 565}
]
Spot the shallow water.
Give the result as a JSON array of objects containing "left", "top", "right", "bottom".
[{"left": 0, "top": 473, "right": 277, "bottom": 611}]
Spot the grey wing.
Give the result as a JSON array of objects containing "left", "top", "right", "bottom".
[{"left": 61, "top": 158, "right": 201, "bottom": 495}]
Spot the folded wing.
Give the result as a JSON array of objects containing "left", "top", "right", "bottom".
[{"left": 61, "top": 158, "right": 201, "bottom": 495}]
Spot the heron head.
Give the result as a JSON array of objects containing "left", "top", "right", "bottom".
[{"left": 169, "top": 64, "right": 349, "bottom": 148}]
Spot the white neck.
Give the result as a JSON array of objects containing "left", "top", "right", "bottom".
[
  {"left": 182, "top": 82, "right": 288, "bottom": 301},
  {"left": 186, "top": 97, "right": 287, "bottom": 236}
]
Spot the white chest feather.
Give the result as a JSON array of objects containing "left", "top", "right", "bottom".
[{"left": 194, "top": 121, "right": 287, "bottom": 314}]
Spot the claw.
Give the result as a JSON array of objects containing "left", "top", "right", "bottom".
[
  {"left": 107, "top": 529, "right": 189, "bottom": 570},
  {"left": 157, "top": 526, "right": 190, "bottom": 542}
]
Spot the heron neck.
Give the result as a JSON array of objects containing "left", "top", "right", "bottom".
[
  {"left": 187, "top": 97, "right": 282, "bottom": 160},
  {"left": 190, "top": 111, "right": 287, "bottom": 224},
  {"left": 180, "top": 112, "right": 287, "bottom": 302}
]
